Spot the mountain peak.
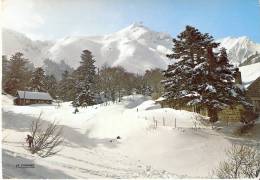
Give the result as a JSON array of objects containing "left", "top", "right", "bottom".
[
  {"left": 219, "top": 36, "right": 252, "bottom": 45},
  {"left": 218, "top": 36, "right": 260, "bottom": 65},
  {"left": 129, "top": 22, "right": 146, "bottom": 29},
  {"left": 117, "top": 22, "right": 151, "bottom": 34}
]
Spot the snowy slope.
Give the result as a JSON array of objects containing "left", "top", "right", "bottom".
[
  {"left": 48, "top": 23, "right": 173, "bottom": 73},
  {"left": 2, "top": 24, "right": 172, "bottom": 73},
  {"left": 2, "top": 94, "right": 237, "bottom": 178},
  {"left": 2, "top": 28, "right": 53, "bottom": 66},
  {"left": 218, "top": 36, "right": 260, "bottom": 66},
  {"left": 3, "top": 24, "right": 260, "bottom": 73}
]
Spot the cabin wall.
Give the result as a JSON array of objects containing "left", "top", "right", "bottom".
[
  {"left": 14, "top": 98, "right": 52, "bottom": 105},
  {"left": 246, "top": 77, "right": 260, "bottom": 113},
  {"left": 217, "top": 105, "right": 244, "bottom": 122},
  {"left": 159, "top": 99, "right": 245, "bottom": 122},
  {"left": 250, "top": 97, "right": 260, "bottom": 113}
]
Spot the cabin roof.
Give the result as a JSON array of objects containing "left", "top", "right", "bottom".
[
  {"left": 247, "top": 76, "right": 260, "bottom": 98},
  {"left": 16, "top": 91, "right": 53, "bottom": 100}
]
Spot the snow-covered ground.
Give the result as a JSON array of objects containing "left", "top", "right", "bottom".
[{"left": 2, "top": 94, "right": 258, "bottom": 178}]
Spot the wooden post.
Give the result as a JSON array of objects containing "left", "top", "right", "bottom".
[
  {"left": 23, "top": 91, "right": 26, "bottom": 105},
  {"left": 163, "top": 117, "right": 165, "bottom": 126},
  {"left": 174, "top": 118, "right": 176, "bottom": 128},
  {"left": 153, "top": 117, "right": 156, "bottom": 129}
]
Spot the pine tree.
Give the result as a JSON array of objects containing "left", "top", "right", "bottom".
[
  {"left": 30, "top": 67, "right": 46, "bottom": 92},
  {"left": 162, "top": 26, "right": 251, "bottom": 122},
  {"left": 4, "top": 52, "right": 32, "bottom": 95},
  {"left": 62, "top": 70, "right": 69, "bottom": 80},
  {"left": 141, "top": 84, "right": 153, "bottom": 96},
  {"left": 45, "top": 75, "right": 58, "bottom": 98},
  {"left": 2, "top": 55, "right": 9, "bottom": 90},
  {"left": 58, "top": 70, "right": 77, "bottom": 101},
  {"left": 72, "top": 50, "right": 96, "bottom": 107}
]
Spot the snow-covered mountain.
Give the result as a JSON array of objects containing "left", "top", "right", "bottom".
[
  {"left": 2, "top": 24, "right": 172, "bottom": 73},
  {"left": 2, "top": 28, "right": 54, "bottom": 66},
  {"left": 48, "top": 23, "right": 173, "bottom": 73},
  {"left": 218, "top": 36, "right": 260, "bottom": 66},
  {"left": 2, "top": 24, "right": 260, "bottom": 73}
]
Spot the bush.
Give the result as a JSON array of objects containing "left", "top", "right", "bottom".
[
  {"left": 240, "top": 109, "right": 258, "bottom": 125},
  {"left": 29, "top": 114, "right": 63, "bottom": 158},
  {"left": 214, "top": 144, "right": 260, "bottom": 178},
  {"left": 234, "top": 124, "right": 255, "bottom": 136}
]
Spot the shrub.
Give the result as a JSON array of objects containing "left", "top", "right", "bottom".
[
  {"left": 214, "top": 144, "right": 260, "bottom": 178},
  {"left": 29, "top": 114, "right": 63, "bottom": 158},
  {"left": 240, "top": 109, "right": 258, "bottom": 125}
]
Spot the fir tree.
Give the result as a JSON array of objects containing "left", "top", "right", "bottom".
[
  {"left": 72, "top": 50, "right": 96, "bottom": 107},
  {"left": 45, "top": 74, "right": 58, "bottom": 98},
  {"left": 4, "top": 52, "right": 31, "bottom": 95},
  {"left": 58, "top": 70, "right": 77, "bottom": 101},
  {"left": 2, "top": 55, "right": 9, "bottom": 90},
  {"left": 141, "top": 84, "right": 153, "bottom": 96},
  {"left": 30, "top": 67, "right": 46, "bottom": 92},
  {"left": 162, "top": 26, "right": 251, "bottom": 122},
  {"left": 62, "top": 70, "right": 69, "bottom": 80}
]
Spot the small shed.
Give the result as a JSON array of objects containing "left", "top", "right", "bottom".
[
  {"left": 14, "top": 91, "right": 53, "bottom": 105},
  {"left": 246, "top": 76, "right": 260, "bottom": 113}
]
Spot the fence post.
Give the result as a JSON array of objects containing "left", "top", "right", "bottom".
[
  {"left": 174, "top": 118, "right": 176, "bottom": 128},
  {"left": 163, "top": 117, "right": 165, "bottom": 126}
]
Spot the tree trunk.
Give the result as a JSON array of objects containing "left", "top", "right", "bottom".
[{"left": 208, "top": 108, "right": 218, "bottom": 122}]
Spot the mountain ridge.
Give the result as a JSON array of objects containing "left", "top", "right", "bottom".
[{"left": 2, "top": 24, "right": 260, "bottom": 74}]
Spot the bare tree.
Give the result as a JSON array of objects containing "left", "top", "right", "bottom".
[
  {"left": 29, "top": 114, "right": 63, "bottom": 158},
  {"left": 214, "top": 144, "right": 260, "bottom": 178}
]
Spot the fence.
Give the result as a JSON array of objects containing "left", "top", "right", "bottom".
[{"left": 137, "top": 112, "right": 204, "bottom": 130}]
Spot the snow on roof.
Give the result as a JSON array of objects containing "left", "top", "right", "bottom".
[
  {"left": 155, "top": 97, "right": 166, "bottom": 102},
  {"left": 17, "top": 91, "right": 53, "bottom": 100},
  {"left": 239, "top": 62, "right": 260, "bottom": 88}
]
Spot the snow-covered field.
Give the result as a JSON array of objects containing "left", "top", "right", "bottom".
[{"left": 2, "top": 94, "right": 258, "bottom": 178}]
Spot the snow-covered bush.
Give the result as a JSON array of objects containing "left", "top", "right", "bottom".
[{"left": 214, "top": 144, "right": 260, "bottom": 178}]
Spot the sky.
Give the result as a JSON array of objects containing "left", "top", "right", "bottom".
[{"left": 2, "top": 0, "right": 260, "bottom": 42}]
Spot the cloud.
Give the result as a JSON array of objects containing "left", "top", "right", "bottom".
[{"left": 2, "top": 0, "right": 45, "bottom": 32}]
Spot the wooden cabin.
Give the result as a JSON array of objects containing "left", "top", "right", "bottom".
[
  {"left": 14, "top": 91, "right": 53, "bottom": 105},
  {"left": 156, "top": 97, "right": 248, "bottom": 122},
  {"left": 246, "top": 76, "right": 260, "bottom": 114}
]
